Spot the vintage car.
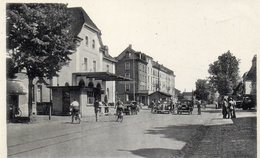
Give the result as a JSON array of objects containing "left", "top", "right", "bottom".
[
  {"left": 242, "top": 95, "right": 256, "bottom": 110},
  {"left": 177, "top": 99, "right": 193, "bottom": 115},
  {"left": 154, "top": 101, "right": 171, "bottom": 114}
]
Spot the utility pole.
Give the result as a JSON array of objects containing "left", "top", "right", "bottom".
[{"left": 133, "top": 55, "right": 135, "bottom": 101}]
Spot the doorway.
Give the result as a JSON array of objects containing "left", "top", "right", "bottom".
[{"left": 62, "top": 90, "right": 70, "bottom": 115}]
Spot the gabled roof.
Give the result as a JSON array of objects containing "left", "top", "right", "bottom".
[
  {"left": 149, "top": 91, "right": 172, "bottom": 97},
  {"left": 116, "top": 45, "right": 147, "bottom": 64},
  {"left": 103, "top": 53, "right": 117, "bottom": 63},
  {"left": 69, "top": 7, "right": 100, "bottom": 37}
]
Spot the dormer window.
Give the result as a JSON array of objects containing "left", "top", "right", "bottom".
[{"left": 92, "top": 40, "right": 95, "bottom": 49}]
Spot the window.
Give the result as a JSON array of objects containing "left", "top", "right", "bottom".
[
  {"left": 84, "top": 58, "right": 88, "bottom": 71},
  {"left": 93, "top": 60, "right": 96, "bottom": 72},
  {"left": 126, "top": 52, "right": 131, "bottom": 58},
  {"left": 125, "top": 73, "right": 130, "bottom": 78},
  {"left": 106, "top": 65, "right": 109, "bottom": 72},
  {"left": 85, "top": 36, "right": 88, "bottom": 46},
  {"left": 125, "top": 62, "right": 130, "bottom": 70},
  {"left": 32, "top": 85, "right": 35, "bottom": 102},
  {"left": 92, "top": 40, "right": 95, "bottom": 49},
  {"left": 88, "top": 97, "right": 94, "bottom": 104},
  {"left": 106, "top": 88, "right": 110, "bottom": 100},
  {"left": 125, "top": 84, "right": 130, "bottom": 92},
  {"left": 37, "top": 85, "right": 42, "bottom": 102}
]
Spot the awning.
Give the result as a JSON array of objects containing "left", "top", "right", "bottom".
[
  {"left": 73, "top": 72, "right": 132, "bottom": 81},
  {"left": 7, "top": 79, "right": 28, "bottom": 95}
]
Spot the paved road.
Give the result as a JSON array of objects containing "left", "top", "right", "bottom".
[{"left": 7, "top": 105, "right": 256, "bottom": 158}]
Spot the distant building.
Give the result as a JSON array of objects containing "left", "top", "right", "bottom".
[
  {"left": 243, "top": 55, "right": 256, "bottom": 96},
  {"left": 182, "top": 92, "right": 193, "bottom": 100},
  {"left": 115, "top": 45, "right": 175, "bottom": 105}
]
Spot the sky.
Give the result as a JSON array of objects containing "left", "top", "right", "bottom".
[
  {"left": 3, "top": 0, "right": 259, "bottom": 92},
  {"left": 67, "top": 0, "right": 260, "bottom": 92}
]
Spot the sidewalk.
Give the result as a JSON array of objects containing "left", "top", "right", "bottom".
[{"left": 188, "top": 109, "right": 257, "bottom": 158}]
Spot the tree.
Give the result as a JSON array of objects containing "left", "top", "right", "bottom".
[
  {"left": 194, "top": 79, "right": 210, "bottom": 101},
  {"left": 208, "top": 51, "right": 240, "bottom": 95},
  {"left": 6, "top": 3, "right": 76, "bottom": 119},
  {"left": 6, "top": 57, "right": 18, "bottom": 79}
]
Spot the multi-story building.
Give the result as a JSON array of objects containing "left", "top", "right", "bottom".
[
  {"left": 7, "top": 7, "right": 125, "bottom": 118},
  {"left": 49, "top": 7, "right": 131, "bottom": 116},
  {"left": 115, "top": 45, "right": 148, "bottom": 104},
  {"left": 116, "top": 45, "right": 176, "bottom": 105}
]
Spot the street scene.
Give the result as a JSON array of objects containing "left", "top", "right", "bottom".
[
  {"left": 7, "top": 106, "right": 257, "bottom": 158},
  {"left": 4, "top": 1, "right": 258, "bottom": 158}
]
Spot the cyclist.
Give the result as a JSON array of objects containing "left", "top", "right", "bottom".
[{"left": 70, "top": 98, "right": 80, "bottom": 123}]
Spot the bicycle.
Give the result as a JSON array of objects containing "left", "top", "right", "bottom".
[
  {"left": 15, "top": 107, "right": 22, "bottom": 117},
  {"left": 71, "top": 110, "right": 81, "bottom": 124},
  {"left": 116, "top": 108, "right": 123, "bottom": 122}
]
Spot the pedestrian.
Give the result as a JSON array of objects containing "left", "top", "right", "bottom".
[
  {"left": 222, "top": 98, "right": 229, "bottom": 119},
  {"left": 228, "top": 97, "right": 236, "bottom": 118},
  {"left": 150, "top": 100, "right": 155, "bottom": 113},
  {"left": 169, "top": 99, "right": 175, "bottom": 114},
  {"left": 197, "top": 100, "right": 201, "bottom": 115},
  {"left": 94, "top": 99, "right": 100, "bottom": 122},
  {"left": 104, "top": 102, "right": 109, "bottom": 114},
  {"left": 214, "top": 100, "right": 218, "bottom": 109}
]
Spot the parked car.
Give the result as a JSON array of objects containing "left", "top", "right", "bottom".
[
  {"left": 235, "top": 100, "right": 243, "bottom": 108},
  {"left": 177, "top": 99, "right": 193, "bottom": 115},
  {"left": 242, "top": 95, "right": 256, "bottom": 110},
  {"left": 154, "top": 101, "right": 171, "bottom": 114}
]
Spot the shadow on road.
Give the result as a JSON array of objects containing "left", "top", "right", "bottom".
[
  {"left": 127, "top": 148, "right": 181, "bottom": 158},
  {"left": 126, "top": 116, "right": 256, "bottom": 158}
]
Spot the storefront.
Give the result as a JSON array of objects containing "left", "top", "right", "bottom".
[{"left": 49, "top": 72, "right": 131, "bottom": 116}]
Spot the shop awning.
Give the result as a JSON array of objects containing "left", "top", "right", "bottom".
[
  {"left": 7, "top": 79, "right": 28, "bottom": 95},
  {"left": 73, "top": 72, "right": 132, "bottom": 81}
]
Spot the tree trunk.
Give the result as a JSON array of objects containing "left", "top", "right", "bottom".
[{"left": 28, "top": 77, "right": 34, "bottom": 121}]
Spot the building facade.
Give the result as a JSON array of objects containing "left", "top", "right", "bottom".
[
  {"left": 48, "top": 7, "right": 126, "bottom": 116},
  {"left": 116, "top": 45, "right": 176, "bottom": 105}
]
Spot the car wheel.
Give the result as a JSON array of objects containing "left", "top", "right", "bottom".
[{"left": 242, "top": 106, "right": 248, "bottom": 110}]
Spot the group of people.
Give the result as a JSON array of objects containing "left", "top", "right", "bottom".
[
  {"left": 222, "top": 97, "right": 236, "bottom": 119},
  {"left": 69, "top": 96, "right": 236, "bottom": 124},
  {"left": 70, "top": 98, "right": 109, "bottom": 123}
]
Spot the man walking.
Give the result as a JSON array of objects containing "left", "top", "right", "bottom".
[
  {"left": 94, "top": 99, "right": 100, "bottom": 122},
  {"left": 197, "top": 100, "right": 201, "bottom": 115}
]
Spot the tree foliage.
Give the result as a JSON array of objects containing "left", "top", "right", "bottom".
[
  {"left": 194, "top": 79, "right": 210, "bottom": 101},
  {"left": 208, "top": 51, "right": 240, "bottom": 95},
  {"left": 6, "top": 3, "right": 76, "bottom": 118},
  {"left": 6, "top": 57, "right": 18, "bottom": 79},
  {"left": 7, "top": 3, "right": 76, "bottom": 79}
]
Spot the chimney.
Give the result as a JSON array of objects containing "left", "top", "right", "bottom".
[
  {"left": 104, "top": 45, "right": 109, "bottom": 54},
  {"left": 129, "top": 44, "right": 132, "bottom": 49}
]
